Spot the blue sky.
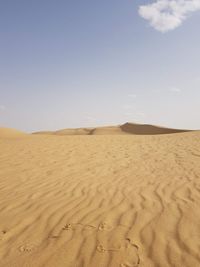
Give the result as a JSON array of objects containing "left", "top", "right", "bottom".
[{"left": 0, "top": 0, "right": 200, "bottom": 132}]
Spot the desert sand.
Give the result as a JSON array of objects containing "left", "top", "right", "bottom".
[
  {"left": 33, "top": 122, "right": 190, "bottom": 136},
  {"left": 0, "top": 127, "right": 28, "bottom": 138},
  {"left": 0, "top": 124, "right": 200, "bottom": 267}
]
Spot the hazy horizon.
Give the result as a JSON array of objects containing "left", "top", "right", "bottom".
[
  {"left": 25, "top": 122, "right": 198, "bottom": 134},
  {"left": 1, "top": 0, "right": 200, "bottom": 132}
]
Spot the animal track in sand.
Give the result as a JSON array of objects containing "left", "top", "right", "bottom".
[
  {"left": 18, "top": 243, "right": 38, "bottom": 253},
  {"left": 61, "top": 221, "right": 140, "bottom": 266},
  {"left": 62, "top": 221, "right": 131, "bottom": 234},
  {"left": 63, "top": 223, "right": 74, "bottom": 231},
  {"left": 62, "top": 221, "right": 116, "bottom": 233},
  {"left": 96, "top": 244, "right": 107, "bottom": 253},
  {"left": 0, "top": 230, "right": 7, "bottom": 240},
  {"left": 98, "top": 221, "right": 113, "bottom": 231},
  {"left": 96, "top": 223, "right": 140, "bottom": 266},
  {"left": 62, "top": 223, "right": 96, "bottom": 231},
  {"left": 119, "top": 239, "right": 140, "bottom": 267},
  {"left": 96, "top": 243, "right": 120, "bottom": 253},
  {"left": 95, "top": 238, "right": 140, "bottom": 267}
]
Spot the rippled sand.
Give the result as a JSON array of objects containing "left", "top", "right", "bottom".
[{"left": 0, "top": 130, "right": 200, "bottom": 267}]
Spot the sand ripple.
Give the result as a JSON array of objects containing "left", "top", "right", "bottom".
[{"left": 0, "top": 132, "right": 200, "bottom": 266}]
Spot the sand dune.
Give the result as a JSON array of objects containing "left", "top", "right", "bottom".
[
  {"left": 0, "top": 127, "right": 28, "bottom": 138},
  {"left": 33, "top": 126, "right": 123, "bottom": 136},
  {"left": 0, "top": 129, "right": 200, "bottom": 267},
  {"left": 33, "top": 122, "right": 190, "bottom": 136},
  {"left": 120, "top": 122, "right": 190, "bottom": 135}
]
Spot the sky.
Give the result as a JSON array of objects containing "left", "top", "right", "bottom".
[{"left": 0, "top": 0, "right": 200, "bottom": 132}]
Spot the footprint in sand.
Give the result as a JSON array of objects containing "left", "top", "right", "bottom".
[
  {"left": 18, "top": 242, "right": 38, "bottom": 253},
  {"left": 96, "top": 225, "right": 140, "bottom": 267},
  {"left": 96, "top": 243, "right": 121, "bottom": 253},
  {"left": 119, "top": 239, "right": 140, "bottom": 267},
  {"left": 96, "top": 244, "right": 107, "bottom": 253},
  {"left": 95, "top": 239, "right": 140, "bottom": 267},
  {"left": 0, "top": 230, "right": 7, "bottom": 240},
  {"left": 62, "top": 223, "right": 96, "bottom": 231},
  {"left": 63, "top": 223, "right": 74, "bottom": 231},
  {"left": 63, "top": 221, "right": 114, "bottom": 237},
  {"left": 98, "top": 221, "right": 113, "bottom": 231},
  {"left": 61, "top": 221, "right": 140, "bottom": 266}
]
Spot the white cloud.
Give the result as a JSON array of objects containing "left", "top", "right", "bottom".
[{"left": 139, "top": 0, "right": 200, "bottom": 32}]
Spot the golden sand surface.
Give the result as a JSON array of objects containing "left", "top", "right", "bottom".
[{"left": 0, "top": 126, "right": 200, "bottom": 267}]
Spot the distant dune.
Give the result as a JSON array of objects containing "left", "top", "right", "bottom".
[
  {"left": 120, "top": 122, "right": 190, "bottom": 135},
  {"left": 0, "top": 127, "right": 28, "bottom": 138},
  {"left": 33, "top": 122, "right": 191, "bottom": 136}
]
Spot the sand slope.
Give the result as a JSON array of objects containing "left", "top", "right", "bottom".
[
  {"left": 33, "top": 123, "right": 190, "bottom": 136},
  {"left": 33, "top": 126, "right": 124, "bottom": 135},
  {"left": 120, "top": 122, "right": 190, "bottom": 135},
  {"left": 0, "top": 131, "right": 200, "bottom": 267}
]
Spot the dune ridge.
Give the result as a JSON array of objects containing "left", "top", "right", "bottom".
[
  {"left": 120, "top": 122, "right": 190, "bottom": 135},
  {"left": 33, "top": 122, "right": 191, "bottom": 136},
  {"left": 0, "top": 130, "right": 200, "bottom": 266}
]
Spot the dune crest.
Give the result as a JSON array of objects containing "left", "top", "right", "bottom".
[
  {"left": 120, "top": 122, "right": 190, "bottom": 135},
  {"left": 33, "top": 122, "right": 191, "bottom": 136}
]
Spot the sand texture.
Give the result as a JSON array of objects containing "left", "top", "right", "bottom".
[{"left": 0, "top": 128, "right": 200, "bottom": 267}]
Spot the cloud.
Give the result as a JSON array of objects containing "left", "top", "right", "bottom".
[{"left": 139, "top": 0, "right": 200, "bottom": 32}]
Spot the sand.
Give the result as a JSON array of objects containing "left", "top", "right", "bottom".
[
  {"left": 33, "top": 122, "right": 190, "bottom": 136},
  {"left": 0, "top": 126, "right": 200, "bottom": 267},
  {"left": 0, "top": 127, "right": 28, "bottom": 138}
]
